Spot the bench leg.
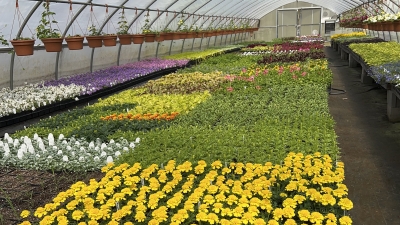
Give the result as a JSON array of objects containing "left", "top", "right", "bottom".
[{"left": 387, "top": 90, "right": 400, "bottom": 122}]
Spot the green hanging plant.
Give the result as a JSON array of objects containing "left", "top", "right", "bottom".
[{"left": 36, "top": 2, "right": 61, "bottom": 39}]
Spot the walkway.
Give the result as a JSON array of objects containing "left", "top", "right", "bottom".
[{"left": 326, "top": 46, "right": 400, "bottom": 225}]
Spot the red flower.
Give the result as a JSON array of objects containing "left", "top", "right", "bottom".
[{"left": 227, "top": 87, "right": 234, "bottom": 92}]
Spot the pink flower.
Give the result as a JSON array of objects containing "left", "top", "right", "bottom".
[
  {"left": 242, "top": 68, "right": 247, "bottom": 73},
  {"left": 227, "top": 87, "right": 234, "bottom": 92},
  {"left": 225, "top": 75, "right": 235, "bottom": 82},
  {"left": 292, "top": 75, "right": 298, "bottom": 80},
  {"left": 301, "top": 72, "right": 307, "bottom": 76},
  {"left": 263, "top": 69, "right": 269, "bottom": 75}
]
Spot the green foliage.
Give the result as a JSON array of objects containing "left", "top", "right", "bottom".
[
  {"left": 117, "top": 9, "right": 129, "bottom": 35},
  {"left": 36, "top": 2, "right": 61, "bottom": 39},
  {"left": 349, "top": 41, "right": 400, "bottom": 66},
  {"left": 143, "top": 72, "right": 226, "bottom": 94},
  {"left": 162, "top": 46, "right": 242, "bottom": 61}
]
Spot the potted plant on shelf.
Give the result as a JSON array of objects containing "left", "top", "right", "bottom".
[
  {"left": 103, "top": 33, "right": 117, "bottom": 46},
  {"left": 36, "top": 2, "right": 63, "bottom": 52},
  {"left": 85, "top": 24, "right": 103, "bottom": 48},
  {"left": 117, "top": 10, "right": 133, "bottom": 45},
  {"left": 142, "top": 15, "right": 157, "bottom": 43},
  {"left": 65, "top": 34, "right": 84, "bottom": 50}
]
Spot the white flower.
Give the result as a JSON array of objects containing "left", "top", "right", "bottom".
[
  {"left": 115, "top": 151, "right": 121, "bottom": 157},
  {"left": 58, "top": 134, "right": 65, "bottom": 140},
  {"left": 94, "top": 156, "right": 100, "bottom": 161},
  {"left": 75, "top": 141, "right": 80, "bottom": 146},
  {"left": 123, "top": 147, "right": 129, "bottom": 151},
  {"left": 100, "top": 151, "right": 107, "bottom": 157},
  {"left": 57, "top": 150, "right": 63, "bottom": 155},
  {"left": 53, "top": 146, "right": 58, "bottom": 150},
  {"left": 17, "top": 150, "right": 24, "bottom": 159},
  {"left": 48, "top": 133, "right": 54, "bottom": 146},
  {"left": 129, "top": 142, "right": 136, "bottom": 148},
  {"left": 109, "top": 139, "right": 115, "bottom": 144},
  {"left": 106, "top": 156, "right": 114, "bottom": 163},
  {"left": 66, "top": 146, "right": 72, "bottom": 151},
  {"left": 62, "top": 155, "right": 69, "bottom": 162},
  {"left": 35, "top": 154, "right": 40, "bottom": 158},
  {"left": 95, "top": 146, "right": 100, "bottom": 151},
  {"left": 33, "top": 133, "right": 39, "bottom": 140},
  {"left": 135, "top": 137, "right": 140, "bottom": 143},
  {"left": 48, "top": 155, "right": 53, "bottom": 159},
  {"left": 101, "top": 143, "right": 107, "bottom": 150},
  {"left": 75, "top": 97, "right": 79, "bottom": 101},
  {"left": 71, "top": 151, "right": 75, "bottom": 156},
  {"left": 89, "top": 142, "right": 95, "bottom": 149}
]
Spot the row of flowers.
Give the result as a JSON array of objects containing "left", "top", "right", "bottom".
[
  {"left": 19, "top": 152, "right": 352, "bottom": 225},
  {"left": 0, "top": 133, "right": 140, "bottom": 171}
]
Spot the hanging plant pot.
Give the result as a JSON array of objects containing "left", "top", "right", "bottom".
[
  {"left": 103, "top": 35, "right": 117, "bottom": 46},
  {"left": 155, "top": 33, "right": 165, "bottom": 42},
  {"left": 145, "top": 34, "right": 156, "bottom": 42},
  {"left": 41, "top": 38, "right": 63, "bottom": 52},
  {"left": 179, "top": 32, "right": 188, "bottom": 39},
  {"left": 394, "top": 21, "right": 400, "bottom": 32},
  {"left": 186, "top": 32, "right": 195, "bottom": 39},
  {"left": 132, "top": 34, "right": 145, "bottom": 44},
  {"left": 195, "top": 32, "right": 204, "bottom": 39},
  {"left": 118, "top": 34, "right": 132, "bottom": 45},
  {"left": 65, "top": 36, "right": 84, "bottom": 50},
  {"left": 172, "top": 32, "right": 181, "bottom": 40},
  {"left": 86, "top": 36, "right": 103, "bottom": 48},
  {"left": 10, "top": 39, "right": 35, "bottom": 56},
  {"left": 163, "top": 32, "right": 174, "bottom": 41}
]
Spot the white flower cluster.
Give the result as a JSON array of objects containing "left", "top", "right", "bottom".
[
  {"left": 0, "top": 133, "right": 140, "bottom": 172},
  {"left": 0, "top": 83, "right": 86, "bottom": 118},
  {"left": 364, "top": 12, "right": 399, "bottom": 23}
]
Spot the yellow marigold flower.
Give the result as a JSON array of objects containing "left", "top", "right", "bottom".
[
  {"left": 34, "top": 207, "right": 47, "bottom": 218},
  {"left": 267, "top": 219, "right": 279, "bottom": 225},
  {"left": 88, "top": 220, "right": 99, "bottom": 225},
  {"left": 273, "top": 208, "right": 284, "bottom": 221},
  {"left": 338, "top": 198, "right": 353, "bottom": 210},
  {"left": 309, "top": 212, "right": 324, "bottom": 224},
  {"left": 298, "top": 209, "right": 310, "bottom": 221},
  {"left": 211, "top": 160, "right": 222, "bottom": 169},
  {"left": 293, "top": 195, "right": 306, "bottom": 204},
  {"left": 242, "top": 212, "right": 255, "bottom": 224},
  {"left": 326, "top": 213, "right": 337, "bottom": 222},
  {"left": 221, "top": 208, "right": 233, "bottom": 217},
  {"left": 282, "top": 207, "right": 295, "bottom": 219},
  {"left": 339, "top": 216, "right": 352, "bottom": 225},
  {"left": 101, "top": 163, "right": 115, "bottom": 173},
  {"left": 222, "top": 167, "right": 231, "bottom": 175},
  {"left": 152, "top": 206, "right": 168, "bottom": 222},
  {"left": 87, "top": 208, "right": 104, "bottom": 221},
  {"left": 71, "top": 210, "right": 84, "bottom": 221},
  {"left": 19, "top": 221, "right": 31, "bottom": 225},
  {"left": 248, "top": 206, "right": 259, "bottom": 217},
  {"left": 195, "top": 165, "right": 205, "bottom": 174},
  {"left": 212, "top": 202, "right": 223, "bottom": 213},
  {"left": 226, "top": 194, "right": 238, "bottom": 205},
  {"left": 207, "top": 213, "right": 219, "bottom": 224},
  {"left": 124, "top": 222, "right": 134, "bottom": 225},
  {"left": 333, "top": 188, "right": 347, "bottom": 198},
  {"left": 283, "top": 198, "right": 297, "bottom": 208},
  {"left": 20, "top": 210, "right": 30, "bottom": 218},
  {"left": 230, "top": 218, "right": 242, "bottom": 225},
  {"left": 135, "top": 211, "right": 146, "bottom": 222},
  {"left": 220, "top": 219, "right": 231, "bottom": 225},
  {"left": 215, "top": 193, "right": 226, "bottom": 202},
  {"left": 321, "top": 193, "right": 336, "bottom": 206},
  {"left": 254, "top": 218, "right": 266, "bottom": 225},
  {"left": 196, "top": 212, "right": 208, "bottom": 222},
  {"left": 148, "top": 219, "right": 160, "bottom": 225},
  {"left": 208, "top": 185, "right": 219, "bottom": 194},
  {"left": 280, "top": 193, "right": 288, "bottom": 198},
  {"left": 283, "top": 219, "right": 297, "bottom": 225}
]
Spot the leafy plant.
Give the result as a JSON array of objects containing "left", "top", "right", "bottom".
[
  {"left": 36, "top": 2, "right": 61, "bottom": 39},
  {"left": 117, "top": 9, "right": 129, "bottom": 35},
  {"left": 87, "top": 24, "right": 101, "bottom": 36},
  {"left": 349, "top": 41, "right": 400, "bottom": 66}
]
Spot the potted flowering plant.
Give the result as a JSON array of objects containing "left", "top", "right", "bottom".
[
  {"left": 117, "top": 10, "right": 134, "bottom": 45},
  {"left": 65, "top": 34, "right": 84, "bottom": 50},
  {"left": 103, "top": 33, "right": 117, "bottom": 46},
  {"left": 85, "top": 24, "right": 103, "bottom": 48},
  {"left": 36, "top": 2, "right": 63, "bottom": 52},
  {"left": 142, "top": 14, "right": 157, "bottom": 42}
]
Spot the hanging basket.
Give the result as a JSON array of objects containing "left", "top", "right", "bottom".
[
  {"left": 103, "top": 35, "right": 117, "bottom": 46},
  {"left": 195, "top": 32, "right": 204, "bottom": 39},
  {"left": 145, "top": 34, "right": 156, "bottom": 42},
  {"left": 186, "top": 32, "right": 195, "bottom": 39},
  {"left": 118, "top": 34, "right": 132, "bottom": 45},
  {"left": 65, "top": 36, "right": 84, "bottom": 50},
  {"left": 172, "top": 32, "right": 181, "bottom": 40},
  {"left": 132, "top": 34, "right": 145, "bottom": 44},
  {"left": 11, "top": 39, "right": 35, "bottom": 56},
  {"left": 394, "top": 21, "right": 400, "bottom": 32},
  {"left": 86, "top": 36, "right": 103, "bottom": 48},
  {"left": 41, "top": 38, "right": 64, "bottom": 52},
  {"left": 163, "top": 32, "right": 174, "bottom": 40},
  {"left": 155, "top": 33, "right": 165, "bottom": 42}
]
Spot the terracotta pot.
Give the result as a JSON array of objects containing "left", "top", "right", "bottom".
[
  {"left": 163, "top": 32, "right": 174, "bottom": 40},
  {"left": 155, "top": 33, "right": 165, "bottom": 42},
  {"left": 362, "top": 23, "right": 368, "bottom": 30},
  {"left": 172, "top": 32, "right": 181, "bottom": 40},
  {"left": 103, "top": 35, "right": 117, "bottom": 46},
  {"left": 11, "top": 39, "right": 35, "bottom": 56},
  {"left": 118, "top": 34, "right": 132, "bottom": 45},
  {"left": 132, "top": 34, "right": 145, "bottom": 44},
  {"left": 186, "top": 32, "right": 195, "bottom": 39},
  {"left": 386, "top": 22, "right": 395, "bottom": 31},
  {"left": 65, "top": 36, "right": 84, "bottom": 50},
  {"left": 145, "top": 34, "right": 156, "bottom": 42},
  {"left": 394, "top": 21, "right": 400, "bottom": 31},
  {"left": 195, "top": 32, "right": 204, "bottom": 38},
  {"left": 41, "top": 38, "right": 64, "bottom": 52},
  {"left": 178, "top": 32, "right": 187, "bottom": 39},
  {"left": 85, "top": 36, "right": 103, "bottom": 48}
]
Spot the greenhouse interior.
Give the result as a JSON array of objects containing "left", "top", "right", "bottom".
[{"left": 1, "top": 0, "right": 400, "bottom": 224}]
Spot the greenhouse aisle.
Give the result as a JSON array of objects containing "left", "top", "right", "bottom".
[{"left": 326, "top": 46, "right": 400, "bottom": 225}]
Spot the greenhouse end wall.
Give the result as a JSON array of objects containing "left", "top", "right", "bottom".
[{"left": 255, "top": 1, "right": 337, "bottom": 42}]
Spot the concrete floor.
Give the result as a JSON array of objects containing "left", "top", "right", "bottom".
[{"left": 326, "top": 46, "right": 400, "bottom": 225}]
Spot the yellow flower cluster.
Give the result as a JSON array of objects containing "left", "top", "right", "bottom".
[
  {"left": 331, "top": 31, "right": 366, "bottom": 40},
  {"left": 20, "top": 152, "right": 353, "bottom": 225}
]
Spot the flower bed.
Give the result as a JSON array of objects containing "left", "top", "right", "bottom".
[
  {"left": 349, "top": 42, "right": 400, "bottom": 66},
  {"left": 19, "top": 153, "right": 352, "bottom": 225},
  {"left": 366, "top": 61, "right": 400, "bottom": 85},
  {"left": 44, "top": 58, "right": 189, "bottom": 95},
  {"left": 162, "top": 45, "right": 243, "bottom": 61},
  {"left": 0, "top": 83, "right": 85, "bottom": 118},
  {"left": 257, "top": 50, "right": 325, "bottom": 64},
  {"left": 0, "top": 133, "right": 139, "bottom": 172},
  {"left": 330, "top": 32, "right": 367, "bottom": 41}
]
